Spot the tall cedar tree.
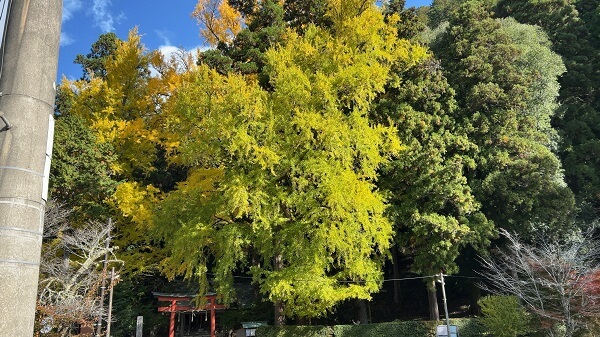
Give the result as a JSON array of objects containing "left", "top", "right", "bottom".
[
  {"left": 495, "top": 0, "right": 600, "bottom": 222},
  {"left": 370, "top": 1, "right": 494, "bottom": 321},
  {"left": 430, "top": 0, "right": 574, "bottom": 238},
  {"left": 49, "top": 114, "right": 118, "bottom": 221}
]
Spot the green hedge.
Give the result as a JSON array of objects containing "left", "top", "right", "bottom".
[
  {"left": 333, "top": 321, "right": 430, "bottom": 337},
  {"left": 449, "top": 319, "right": 488, "bottom": 337},
  {"left": 256, "top": 325, "right": 332, "bottom": 337},
  {"left": 256, "top": 319, "right": 488, "bottom": 337}
]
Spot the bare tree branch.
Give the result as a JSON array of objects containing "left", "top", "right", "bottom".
[
  {"left": 478, "top": 228, "right": 600, "bottom": 337},
  {"left": 37, "top": 203, "right": 123, "bottom": 336}
]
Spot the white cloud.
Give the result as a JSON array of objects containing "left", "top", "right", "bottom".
[
  {"left": 62, "top": 0, "right": 123, "bottom": 46},
  {"left": 91, "top": 0, "right": 124, "bottom": 32},
  {"left": 155, "top": 30, "right": 171, "bottom": 47},
  {"left": 62, "top": 0, "right": 83, "bottom": 22},
  {"left": 158, "top": 45, "right": 180, "bottom": 60},
  {"left": 60, "top": 32, "right": 75, "bottom": 46},
  {"left": 149, "top": 45, "right": 208, "bottom": 77}
]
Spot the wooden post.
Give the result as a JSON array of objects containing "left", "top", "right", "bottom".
[
  {"left": 210, "top": 298, "right": 216, "bottom": 337},
  {"left": 169, "top": 300, "right": 176, "bottom": 337},
  {"left": 96, "top": 220, "right": 111, "bottom": 337}
]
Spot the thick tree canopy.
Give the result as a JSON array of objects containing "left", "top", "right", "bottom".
[
  {"left": 495, "top": 0, "right": 600, "bottom": 222},
  {"left": 431, "top": 1, "right": 574, "bottom": 237},
  {"left": 118, "top": 4, "right": 428, "bottom": 319}
]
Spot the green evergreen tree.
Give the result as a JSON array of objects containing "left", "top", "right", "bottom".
[
  {"left": 74, "top": 32, "right": 120, "bottom": 80},
  {"left": 283, "top": 0, "right": 332, "bottom": 31},
  {"left": 373, "top": 54, "right": 494, "bottom": 319},
  {"left": 432, "top": 0, "right": 574, "bottom": 237},
  {"left": 496, "top": 0, "right": 600, "bottom": 222},
  {"left": 383, "top": 0, "right": 428, "bottom": 39},
  {"left": 198, "top": 0, "right": 286, "bottom": 84},
  {"left": 50, "top": 114, "right": 118, "bottom": 220}
]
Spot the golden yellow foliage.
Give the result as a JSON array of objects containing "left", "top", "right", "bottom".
[
  {"left": 60, "top": 28, "right": 161, "bottom": 177},
  {"left": 326, "top": 0, "right": 373, "bottom": 29},
  {"left": 111, "top": 181, "right": 159, "bottom": 229},
  {"left": 192, "top": 0, "right": 243, "bottom": 46}
]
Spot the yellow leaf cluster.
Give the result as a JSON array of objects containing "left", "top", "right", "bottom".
[
  {"left": 60, "top": 28, "right": 165, "bottom": 177},
  {"left": 326, "top": 0, "right": 373, "bottom": 30},
  {"left": 192, "top": 0, "right": 243, "bottom": 46},
  {"left": 111, "top": 181, "right": 159, "bottom": 229}
]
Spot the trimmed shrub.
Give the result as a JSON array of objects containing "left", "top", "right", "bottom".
[
  {"left": 422, "top": 319, "right": 488, "bottom": 337},
  {"left": 333, "top": 321, "right": 430, "bottom": 337},
  {"left": 256, "top": 325, "right": 331, "bottom": 337},
  {"left": 478, "top": 295, "right": 530, "bottom": 337},
  {"left": 256, "top": 319, "right": 486, "bottom": 337},
  {"left": 451, "top": 318, "right": 488, "bottom": 336}
]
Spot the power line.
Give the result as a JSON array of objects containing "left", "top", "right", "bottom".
[{"left": 203, "top": 273, "right": 482, "bottom": 284}]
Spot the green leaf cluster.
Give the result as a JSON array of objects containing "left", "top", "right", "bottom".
[
  {"left": 478, "top": 295, "right": 530, "bottom": 337},
  {"left": 374, "top": 53, "right": 494, "bottom": 275},
  {"left": 332, "top": 321, "right": 430, "bottom": 337},
  {"left": 256, "top": 319, "right": 486, "bottom": 337},
  {"left": 50, "top": 114, "right": 118, "bottom": 220}
]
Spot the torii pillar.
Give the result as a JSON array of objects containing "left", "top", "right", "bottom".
[{"left": 154, "top": 293, "right": 225, "bottom": 337}]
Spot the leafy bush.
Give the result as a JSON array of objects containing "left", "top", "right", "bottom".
[
  {"left": 478, "top": 295, "right": 530, "bottom": 337},
  {"left": 451, "top": 318, "right": 488, "bottom": 336},
  {"left": 419, "top": 319, "right": 487, "bottom": 337}
]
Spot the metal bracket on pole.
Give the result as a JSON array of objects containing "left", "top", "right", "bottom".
[{"left": 0, "top": 110, "right": 11, "bottom": 130}]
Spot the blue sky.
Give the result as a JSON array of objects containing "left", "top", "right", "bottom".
[{"left": 58, "top": 0, "right": 432, "bottom": 81}]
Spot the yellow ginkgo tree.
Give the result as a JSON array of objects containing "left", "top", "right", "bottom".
[
  {"left": 121, "top": 2, "right": 429, "bottom": 322},
  {"left": 59, "top": 28, "right": 159, "bottom": 177},
  {"left": 57, "top": 28, "right": 188, "bottom": 273}
]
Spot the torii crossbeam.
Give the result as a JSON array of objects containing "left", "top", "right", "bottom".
[{"left": 153, "top": 292, "right": 225, "bottom": 337}]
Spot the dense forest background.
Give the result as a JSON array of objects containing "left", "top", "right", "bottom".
[{"left": 41, "top": 0, "right": 600, "bottom": 336}]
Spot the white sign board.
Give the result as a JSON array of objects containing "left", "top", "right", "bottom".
[
  {"left": 0, "top": 0, "right": 11, "bottom": 76},
  {"left": 136, "top": 316, "right": 143, "bottom": 337},
  {"left": 436, "top": 325, "right": 458, "bottom": 337}
]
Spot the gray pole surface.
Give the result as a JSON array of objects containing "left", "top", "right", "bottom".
[
  {"left": 106, "top": 267, "right": 115, "bottom": 337},
  {"left": 0, "top": 0, "right": 62, "bottom": 336},
  {"left": 440, "top": 274, "right": 451, "bottom": 336}
]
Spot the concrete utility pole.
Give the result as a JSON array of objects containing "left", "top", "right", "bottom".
[
  {"left": 0, "top": 0, "right": 62, "bottom": 336},
  {"left": 439, "top": 273, "right": 451, "bottom": 335}
]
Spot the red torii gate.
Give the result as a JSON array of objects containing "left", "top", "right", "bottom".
[{"left": 153, "top": 292, "right": 225, "bottom": 337}]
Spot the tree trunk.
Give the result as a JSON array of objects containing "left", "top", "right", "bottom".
[
  {"left": 470, "top": 283, "right": 481, "bottom": 316},
  {"left": 274, "top": 301, "right": 285, "bottom": 326},
  {"left": 273, "top": 254, "right": 285, "bottom": 326},
  {"left": 357, "top": 299, "right": 368, "bottom": 324},
  {"left": 392, "top": 249, "right": 401, "bottom": 306},
  {"left": 427, "top": 278, "right": 439, "bottom": 321}
]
